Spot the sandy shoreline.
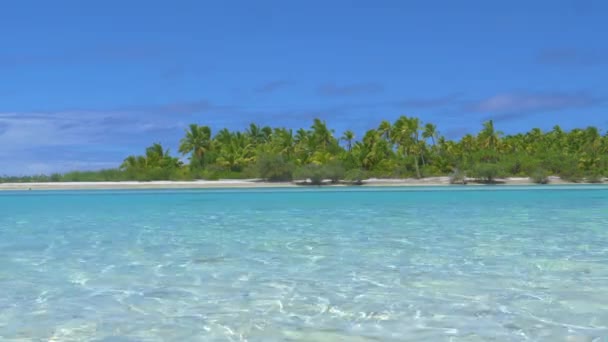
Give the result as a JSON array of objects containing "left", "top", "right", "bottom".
[{"left": 1, "top": 176, "right": 605, "bottom": 190}]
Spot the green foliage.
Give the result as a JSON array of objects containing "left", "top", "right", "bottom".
[
  {"left": 529, "top": 169, "right": 550, "bottom": 184},
  {"left": 198, "top": 165, "right": 226, "bottom": 180},
  {"left": 168, "top": 168, "right": 194, "bottom": 181},
  {"left": 449, "top": 168, "right": 467, "bottom": 185},
  {"left": 293, "top": 164, "right": 326, "bottom": 185},
  {"left": 586, "top": 173, "right": 604, "bottom": 184},
  {"left": 0, "top": 174, "right": 52, "bottom": 183},
  {"left": 291, "top": 161, "right": 346, "bottom": 185},
  {"left": 254, "top": 154, "right": 294, "bottom": 181},
  {"left": 344, "top": 169, "right": 367, "bottom": 184},
  {"left": 179, "top": 124, "right": 212, "bottom": 168},
  {"left": 471, "top": 163, "right": 503, "bottom": 184},
  {"left": 500, "top": 154, "right": 538, "bottom": 176},
  {"left": 3, "top": 118, "right": 608, "bottom": 183},
  {"left": 558, "top": 165, "right": 584, "bottom": 183},
  {"left": 323, "top": 161, "right": 346, "bottom": 184}
]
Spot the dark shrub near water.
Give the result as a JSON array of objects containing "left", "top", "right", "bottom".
[
  {"left": 344, "top": 169, "right": 367, "bottom": 185},
  {"left": 449, "top": 169, "right": 467, "bottom": 185},
  {"left": 292, "top": 162, "right": 346, "bottom": 185},
  {"left": 471, "top": 163, "right": 504, "bottom": 184},
  {"left": 530, "top": 169, "right": 550, "bottom": 184},
  {"left": 254, "top": 154, "right": 294, "bottom": 182}
]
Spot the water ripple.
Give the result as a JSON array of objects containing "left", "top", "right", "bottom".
[{"left": 0, "top": 187, "right": 607, "bottom": 341}]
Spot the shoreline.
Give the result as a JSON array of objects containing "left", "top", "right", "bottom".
[{"left": 0, "top": 176, "right": 605, "bottom": 190}]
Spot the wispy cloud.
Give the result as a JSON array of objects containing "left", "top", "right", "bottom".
[
  {"left": 397, "top": 94, "right": 461, "bottom": 109},
  {"left": 536, "top": 48, "right": 608, "bottom": 67},
  {"left": 0, "top": 121, "right": 9, "bottom": 135},
  {"left": 0, "top": 104, "right": 193, "bottom": 175},
  {"left": 318, "top": 82, "right": 384, "bottom": 97},
  {"left": 468, "top": 92, "right": 601, "bottom": 115},
  {"left": 0, "top": 99, "right": 215, "bottom": 155},
  {"left": 128, "top": 100, "right": 215, "bottom": 115},
  {"left": 0, "top": 97, "right": 291, "bottom": 174},
  {"left": 254, "top": 80, "right": 292, "bottom": 94},
  {"left": 1, "top": 160, "right": 121, "bottom": 176},
  {"left": 224, "top": 94, "right": 461, "bottom": 126}
]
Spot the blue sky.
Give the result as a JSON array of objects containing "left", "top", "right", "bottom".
[{"left": 1, "top": 0, "right": 607, "bottom": 175}]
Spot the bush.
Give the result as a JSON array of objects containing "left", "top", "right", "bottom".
[
  {"left": 449, "top": 168, "right": 467, "bottom": 185},
  {"left": 529, "top": 169, "right": 550, "bottom": 184},
  {"left": 199, "top": 165, "right": 224, "bottom": 181},
  {"left": 559, "top": 166, "right": 584, "bottom": 183},
  {"left": 390, "top": 158, "right": 417, "bottom": 178},
  {"left": 472, "top": 163, "right": 503, "bottom": 184},
  {"left": 339, "top": 154, "right": 361, "bottom": 171},
  {"left": 586, "top": 173, "right": 604, "bottom": 183},
  {"left": 254, "top": 154, "right": 294, "bottom": 181},
  {"left": 293, "top": 164, "right": 325, "bottom": 185},
  {"left": 323, "top": 161, "right": 345, "bottom": 184},
  {"left": 292, "top": 162, "right": 347, "bottom": 185},
  {"left": 344, "top": 169, "right": 366, "bottom": 185},
  {"left": 168, "top": 168, "right": 193, "bottom": 181}
]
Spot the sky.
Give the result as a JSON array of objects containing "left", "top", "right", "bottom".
[{"left": 1, "top": 0, "right": 607, "bottom": 175}]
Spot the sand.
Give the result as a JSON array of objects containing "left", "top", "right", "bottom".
[{"left": 0, "top": 176, "right": 603, "bottom": 190}]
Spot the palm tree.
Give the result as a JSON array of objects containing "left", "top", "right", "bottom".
[
  {"left": 146, "top": 142, "right": 166, "bottom": 158},
  {"left": 267, "top": 128, "right": 295, "bottom": 157},
  {"left": 341, "top": 130, "right": 355, "bottom": 151},
  {"left": 261, "top": 126, "right": 273, "bottom": 142},
  {"left": 121, "top": 155, "right": 142, "bottom": 170},
  {"left": 478, "top": 120, "right": 502, "bottom": 151},
  {"left": 214, "top": 128, "right": 232, "bottom": 145},
  {"left": 377, "top": 120, "right": 392, "bottom": 141},
  {"left": 145, "top": 143, "right": 182, "bottom": 168},
  {"left": 179, "top": 124, "right": 212, "bottom": 166},
  {"left": 311, "top": 118, "right": 334, "bottom": 150},
  {"left": 295, "top": 128, "right": 310, "bottom": 144},
  {"left": 584, "top": 126, "right": 601, "bottom": 143},
  {"left": 423, "top": 123, "right": 438, "bottom": 146},
  {"left": 246, "top": 123, "right": 267, "bottom": 145},
  {"left": 392, "top": 116, "right": 424, "bottom": 178},
  {"left": 460, "top": 134, "right": 476, "bottom": 164},
  {"left": 293, "top": 128, "right": 312, "bottom": 164},
  {"left": 216, "top": 136, "right": 254, "bottom": 171},
  {"left": 102, "top": 115, "right": 608, "bottom": 183},
  {"left": 360, "top": 130, "right": 392, "bottom": 170}
]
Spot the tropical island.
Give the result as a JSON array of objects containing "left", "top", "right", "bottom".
[{"left": 1, "top": 116, "right": 607, "bottom": 188}]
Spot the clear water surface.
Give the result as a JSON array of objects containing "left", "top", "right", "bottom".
[{"left": 1, "top": 186, "right": 607, "bottom": 341}]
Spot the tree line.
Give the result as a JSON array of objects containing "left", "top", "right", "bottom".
[{"left": 2, "top": 116, "right": 607, "bottom": 184}]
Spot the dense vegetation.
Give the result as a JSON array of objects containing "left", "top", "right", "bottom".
[{"left": 2, "top": 117, "right": 607, "bottom": 184}]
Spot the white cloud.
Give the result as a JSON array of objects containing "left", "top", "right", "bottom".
[
  {"left": 1, "top": 161, "right": 119, "bottom": 176},
  {"left": 0, "top": 113, "right": 93, "bottom": 152},
  {"left": 470, "top": 92, "right": 600, "bottom": 113},
  {"left": 0, "top": 107, "right": 187, "bottom": 175}
]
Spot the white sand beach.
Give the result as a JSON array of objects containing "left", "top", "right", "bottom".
[{"left": 0, "top": 176, "right": 602, "bottom": 190}]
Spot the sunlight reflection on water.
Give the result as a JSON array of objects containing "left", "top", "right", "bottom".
[{"left": 0, "top": 187, "right": 607, "bottom": 341}]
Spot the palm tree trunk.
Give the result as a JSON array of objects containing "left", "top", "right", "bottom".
[{"left": 414, "top": 157, "right": 421, "bottom": 179}]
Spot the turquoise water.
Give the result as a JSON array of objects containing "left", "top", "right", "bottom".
[{"left": 1, "top": 186, "right": 607, "bottom": 341}]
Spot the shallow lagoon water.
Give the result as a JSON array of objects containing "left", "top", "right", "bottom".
[{"left": 1, "top": 186, "right": 607, "bottom": 341}]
